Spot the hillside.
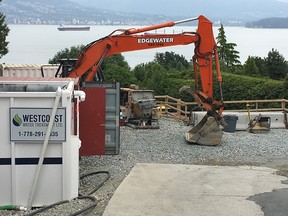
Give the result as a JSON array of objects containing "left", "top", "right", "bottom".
[
  {"left": 246, "top": 17, "right": 288, "bottom": 28},
  {"left": 2, "top": 0, "right": 288, "bottom": 26},
  {"left": 0, "top": 0, "right": 173, "bottom": 25},
  {"left": 72, "top": 0, "right": 288, "bottom": 24}
]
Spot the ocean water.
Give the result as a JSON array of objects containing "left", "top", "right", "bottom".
[{"left": 1, "top": 24, "right": 288, "bottom": 68}]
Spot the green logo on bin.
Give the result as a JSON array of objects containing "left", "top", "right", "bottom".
[{"left": 13, "top": 114, "right": 22, "bottom": 127}]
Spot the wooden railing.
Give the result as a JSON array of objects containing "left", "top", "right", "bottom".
[{"left": 155, "top": 95, "right": 288, "bottom": 121}]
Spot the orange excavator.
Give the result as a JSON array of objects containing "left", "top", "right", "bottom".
[{"left": 58, "top": 15, "right": 225, "bottom": 145}]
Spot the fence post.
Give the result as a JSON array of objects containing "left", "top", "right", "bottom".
[
  {"left": 165, "top": 96, "right": 168, "bottom": 114},
  {"left": 184, "top": 102, "right": 188, "bottom": 119},
  {"left": 282, "top": 99, "right": 285, "bottom": 111},
  {"left": 177, "top": 99, "right": 181, "bottom": 117}
]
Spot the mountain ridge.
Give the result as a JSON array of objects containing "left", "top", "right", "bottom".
[{"left": 1, "top": 0, "right": 288, "bottom": 26}]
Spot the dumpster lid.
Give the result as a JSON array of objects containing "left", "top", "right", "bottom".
[{"left": 0, "top": 77, "right": 79, "bottom": 92}]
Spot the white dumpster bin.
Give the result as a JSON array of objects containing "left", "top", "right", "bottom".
[{"left": 0, "top": 77, "right": 85, "bottom": 208}]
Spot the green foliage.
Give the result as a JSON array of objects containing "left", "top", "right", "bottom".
[
  {"left": 243, "top": 56, "right": 260, "bottom": 76},
  {"left": 242, "top": 56, "right": 270, "bottom": 77},
  {"left": 216, "top": 24, "right": 241, "bottom": 72},
  {"left": 0, "top": 0, "right": 10, "bottom": 59},
  {"left": 102, "top": 53, "right": 130, "bottom": 69},
  {"left": 132, "top": 59, "right": 194, "bottom": 99},
  {"left": 216, "top": 24, "right": 227, "bottom": 61},
  {"left": 103, "top": 63, "right": 137, "bottom": 87},
  {"left": 101, "top": 54, "right": 135, "bottom": 87},
  {"left": 224, "top": 43, "right": 241, "bottom": 68},
  {"left": 48, "top": 41, "right": 288, "bottom": 107},
  {"left": 154, "top": 51, "right": 190, "bottom": 70},
  {"left": 253, "top": 56, "right": 269, "bottom": 77},
  {"left": 48, "top": 45, "right": 85, "bottom": 64},
  {"left": 217, "top": 72, "right": 285, "bottom": 109},
  {"left": 133, "top": 63, "right": 147, "bottom": 82},
  {"left": 265, "top": 48, "right": 288, "bottom": 80},
  {"left": 49, "top": 44, "right": 135, "bottom": 86},
  {"left": 283, "top": 76, "right": 288, "bottom": 99},
  {"left": 136, "top": 62, "right": 166, "bottom": 92}
]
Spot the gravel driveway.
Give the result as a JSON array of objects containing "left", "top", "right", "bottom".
[
  {"left": 79, "top": 117, "right": 288, "bottom": 216},
  {"left": 3, "top": 117, "right": 288, "bottom": 216}
]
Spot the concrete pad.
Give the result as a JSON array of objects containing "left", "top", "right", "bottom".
[{"left": 103, "top": 163, "right": 288, "bottom": 216}]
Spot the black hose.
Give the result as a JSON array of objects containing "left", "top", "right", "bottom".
[
  {"left": 24, "top": 170, "right": 110, "bottom": 216},
  {"left": 24, "top": 200, "right": 69, "bottom": 216},
  {"left": 69, "top": 196, "right": 98, "bottom": 216},
  {"left": 79, "top": 171, "right": 111, "bottom": 196}
]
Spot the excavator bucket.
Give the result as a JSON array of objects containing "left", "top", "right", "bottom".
[{"left": 185, "top": 114, "right": 222, "bottom": 146}]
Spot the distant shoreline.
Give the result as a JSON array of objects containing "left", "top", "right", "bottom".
[{"left": 246, "top": 17, "right": 288, "bottom": 29}]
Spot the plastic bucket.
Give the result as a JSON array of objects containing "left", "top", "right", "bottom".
[{"left": 223, "top": 115, "right": 238, "bottom": 133}]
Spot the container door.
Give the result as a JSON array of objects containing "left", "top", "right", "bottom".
[
  {"left": 79, "top": 82, "right": 120, "bottom": 156},
  {"left": 79, "top": 87, "right": 106, "bottom": 155}
]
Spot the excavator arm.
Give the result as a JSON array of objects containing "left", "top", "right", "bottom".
[
  {"left": 62, "top": 15, "right": 225, "bottom": 145},
  {"left": 68, "top": 32, "right": 198, "bottom": 80}
]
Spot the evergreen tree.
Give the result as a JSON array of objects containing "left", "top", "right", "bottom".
[
  {"left": 265, "top": 48, "right": 288, "bottom": 80},
  {"left": 243, "top": 56, "right": 260, "bottom": 76},
  {"left": 216, "top": 24, "right": 241, "bottom": 72},
  {"left": 253, "top": 56, "right": 268, "bottom": 77},
  {"left": 216, "top": 24, "right": 227, "bottom": 61},
  {"left": 0, "top": 0, "right": 10, "bottom": 59}
]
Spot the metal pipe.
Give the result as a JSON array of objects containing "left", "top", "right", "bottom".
[
  {"left": 174, "top": 17, "right": 199, "bottom": 25},
  {"left": 27, "top": 87, "right": 62, "bottom": 209},
  {"left": 125, "top": 16, "right": 199, "bottom": 35}
]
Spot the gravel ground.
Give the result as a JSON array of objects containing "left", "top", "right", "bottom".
[{"left": 3, "top": 117, "right": 288, "bottom": 216}]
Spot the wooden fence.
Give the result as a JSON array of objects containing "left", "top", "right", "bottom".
[{"left": 155, "top": 95, "right": 288, "bottom": 122}]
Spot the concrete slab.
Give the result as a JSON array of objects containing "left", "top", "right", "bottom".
[{"left": 103, "top": 163, "right": 288, "bottom": 216}]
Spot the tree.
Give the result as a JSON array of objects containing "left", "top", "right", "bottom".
[
  {"left": 216, "top": 24, "right": 241, "bottom": 72},
  {"left": 49, "top": 45, "right": 85, "bottom": 64},
  {"left": 0, "top": 0, "right": 10, "bottom": 59},
  {"left": 102, "top": 53, "right": 130, "bottom": 69},
  {"left": 253, "top": 56, "right": 268, "bottom": 77},
  {"left": 104, "top": 63, "right": 137, "bottom": 87},
  {"left": 102, "top": 54, "right": 136, "bottom": 87},
  {"left": 134, "top": 63, "right": 147, "bottom": 82},
  {"left": 283, "top": 76, "right": 288, "bottom": 99},
  {"left": 216, "top": 24, "right": 227, "bottom": 61},
  {"left": 243, "top": 56, "right": 260, "bottom": 77},
  {"left": 49, "top": 45, "right": 135, "bottom": 85},
  {"left": 265, "top": 48, "right": 288, "bottom": 80},
  {"left": 134, "top": 62, "right": 167, "bottom": 94},
  {"left": 154, "top": 51, "right": 190, "bottom": 70}
]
